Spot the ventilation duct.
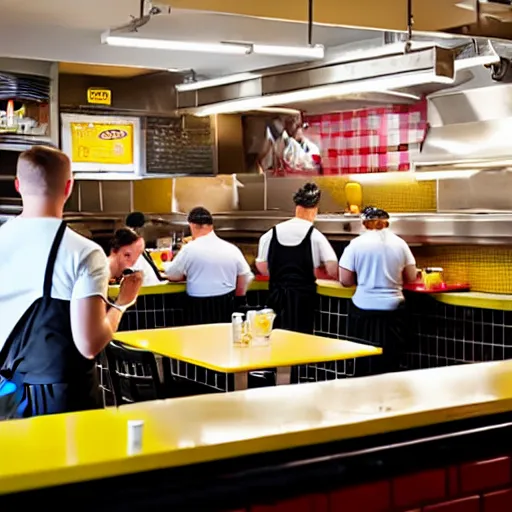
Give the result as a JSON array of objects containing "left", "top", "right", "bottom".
[
  {"left": 176, "top": 46, "right": 456, "bottom": 116},
  {"left": 415, "top": 79, "right": 512, "bottom": 174}
]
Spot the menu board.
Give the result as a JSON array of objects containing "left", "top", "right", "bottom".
[
  {"left": 61, "top": 114, "right": 141, "bottom": 174},
  {"left": 70, "top": 122, "right": 134, "bottom": 165}
]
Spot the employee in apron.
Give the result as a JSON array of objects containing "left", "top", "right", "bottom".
[
  {"left": 126, "top": 211, "right": 167, "bottom": 285},
  {"left": 256, "top": 183, "right": 338, "bottom": 334},
  {"left": 339, "top": 207, "right": 420, "bottom": 373},
  {"left": 164, "top": 207, "right": 253, "bottom": 325},
  {"left": 0, "top": 146, "right": 142, "bottom": 418}
]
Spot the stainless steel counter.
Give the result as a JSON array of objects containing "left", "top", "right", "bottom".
[
  {"left": 153, "top": 212, "right": 512, "bottom": 245},
  {"left": 2, "top": 211, "right": 512, "bottom": 245}
]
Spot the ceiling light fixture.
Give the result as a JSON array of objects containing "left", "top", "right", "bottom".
[
  {"left": 102, "top": 33, "right": 325, "bottom": 59},
  {"left": 103, "top": 34, "right": 251, "bottom": 54},
  {"left": 192, "top": 70, "right": 454, "bottom": 117},
  {"left": 253, "top": 44, "right": 324, "bottom": 59}
]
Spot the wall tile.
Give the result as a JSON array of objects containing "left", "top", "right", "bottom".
[
  {"left": 393, "top": 469, "right": 447, "bottom": 508},
  {"left": 423, "top": 496, "right": 480, "bottom": 512},
  {"left": 459, "top": 457, "right": 511, "bottom": 494},
  {"left": 483, "top": 488, "right": 512, "bottom": 512},
  {"left": 329, "top": 481, "right": 391, "bottom": 512}
]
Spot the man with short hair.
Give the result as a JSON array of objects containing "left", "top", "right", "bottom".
[
  {"left": 164, "top": 206, "right": 253, "bottom": 324},
  {"left": 0, "top": 146, "right": 142, "bottom": 418}
]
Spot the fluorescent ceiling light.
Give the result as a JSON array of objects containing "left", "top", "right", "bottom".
[
  {"left": 253, "top": 44, "right": 324, "bottom": 59},
  {"left": 193, "top": 70, "right": 454, "bottom": 116},
  {"left": 104, "top": 35, "right": 250, "bottom": 55},
  {"left": 176, "top": 72, "right": 261, "bottom": 92},
  {"left": 104, "top": 33, "right": 325, "bottom": 60},
  {"left": 414, "top": 169, "right": 478, "bottom": 180}
]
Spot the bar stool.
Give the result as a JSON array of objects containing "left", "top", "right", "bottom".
[{"left": 105, "top": 342, "right": 166, "bottom": 405}]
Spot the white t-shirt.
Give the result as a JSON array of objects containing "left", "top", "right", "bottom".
[
  {"left": 256, "top": 217, "right": 337, "bottom": 268},
  {"left": 339, "top": 229, "right": 416, "bottom": 311},
  {"left": 133, "top": 254, "right": 163, "bottom": 286},
  {"left": 164, "top": 231, "right": 253, "bottom": 298},
  {"left": 0, "top": 217, "right": 110, "bottom": 352}
]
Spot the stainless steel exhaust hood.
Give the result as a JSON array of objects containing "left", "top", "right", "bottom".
[
  {"left": 415, "top": 80, "right": 512, "bottom": 174},
  {"left": 176, "top": 46, "right": 456, "bottom": 116}
]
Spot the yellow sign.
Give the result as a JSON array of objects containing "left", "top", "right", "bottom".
[
  {"left": 87, "top": 88, "right": 112, "bottom": 105},
  {"left": 70, "top": 122, "right": 134, "bottom": 165}
]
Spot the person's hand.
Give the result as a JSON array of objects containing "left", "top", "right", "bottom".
[{"left": 117, "top": 271, "right": 143, "bottom": 307}]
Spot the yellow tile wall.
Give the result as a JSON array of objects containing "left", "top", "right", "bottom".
[
  {"left": 414, "top": 245, "right": 512, "bottom": 294},
  {"left": 315, "top": 176, "right": 437, "bottom": 212},
  {"left": 133, "top": 179, "right": 173, "bottom": 213}
]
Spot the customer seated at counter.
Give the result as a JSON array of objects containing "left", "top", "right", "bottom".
[
  {"left": 339, "top": 206, "right": 419, "bottom": 373},
  {"left": 0, "top": 146, "right": 142, "bottom": 419},
  {"left": 164, "top": 207, "right": 254, "bottom": 325},
  {"left": 126, "top": 211, "right": 167, "bottom": 286},
  {"left": 256, "top": 182, "right": 338, "bottom": 334},
  {"left": 108, "top": 227, "right": 145, "bottom": 284}
]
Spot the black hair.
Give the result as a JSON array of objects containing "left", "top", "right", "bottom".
[
  {"left": 187, "top": 206, "right": 213, "bottom": 226},
  {"left": 110, "top": 228, "right": 141, "bottom": 253},
  {"left": 125, "top": 211, "right": 146, "bottom": 229},
  {"left": 293, "top": 182, "right": 321, "bottom": 208},
  {"left": 361, "top": 206, "right": 390, "bottom": 220}
]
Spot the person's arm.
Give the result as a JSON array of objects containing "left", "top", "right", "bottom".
[
  {"left": 255, "top": 231, "right": 271, "bottom": 276},
  {"left": 339, "top": 243, "right": 357, "bottom": 288},
  {"left": 402, "top": 243, "right": 420, "bottom": 284},
  {"left": 70, "top": 250, "right": 143, "bottom": 360},
  {"left": 163, "top": 248, "right": 187, "bottom": 282},
  {"left": 235, "top": 250, "right": 254, "bottom": 297},
  {"left": 314, "top": 231, "right": 339, "bottom": 280}
]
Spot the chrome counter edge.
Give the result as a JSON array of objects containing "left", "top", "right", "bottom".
[{"left": 108, "top": 281, "right": 512, "bottom": 311}]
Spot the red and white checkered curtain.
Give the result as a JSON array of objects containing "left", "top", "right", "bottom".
[{"left": 304, "top": 99, "right": 428, "bottom": 175}]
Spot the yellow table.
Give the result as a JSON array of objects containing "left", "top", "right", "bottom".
[{"left": 114, "top": 324, "right": 382, "bottom": 390}]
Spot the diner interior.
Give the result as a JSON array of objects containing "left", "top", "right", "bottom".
[{"left": 3, "top": 0, "right": 512, "bottom": 510}]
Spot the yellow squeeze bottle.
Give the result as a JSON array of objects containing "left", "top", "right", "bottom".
[{"left": 344, "top": 182, "right": 362, "bottom": 214}]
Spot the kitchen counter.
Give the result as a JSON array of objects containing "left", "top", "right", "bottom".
[
  {"left": 2, "top": 359, "right": 512, "bottom": 496},
  {"left": 108, "top": 280, "right": 512, "bottom": 311}
]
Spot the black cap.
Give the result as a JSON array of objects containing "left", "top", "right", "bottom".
[
  {"left": 188, "top": 206, "right": 213, "bottom": 226},
  {"left": 293, "top": 182, "right": 321, "bottom": 208},
  {"left": 361, "top": 206, "right": 390, "bottom": 220},
  {"left": 126, "top": 211, "right": 146, "bottom": 229}
]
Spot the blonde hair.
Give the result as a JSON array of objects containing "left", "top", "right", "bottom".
[{"left": 17, "top": 146, "right": 71, "bottom": 197}]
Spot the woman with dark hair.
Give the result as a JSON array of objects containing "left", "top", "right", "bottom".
[
  {"left": 256, "top": 183, "right": 338, "bottom": 334},
  {"left": 108, "top": 228, "right": 145, "bottom": 282}
]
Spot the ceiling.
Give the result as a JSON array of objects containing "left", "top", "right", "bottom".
[{"left": 0, "top": 0, "right": 381, "bottom": 77}]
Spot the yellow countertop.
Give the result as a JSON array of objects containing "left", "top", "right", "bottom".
[
  {"left": 114, "top": 324, "right": 381, "bottom": 372},
  {"left": 2, "top": 360, "right": 512, "bottom": 495},
  {"left": 108, "top": 281, "right": 512, "bottom": 311}
]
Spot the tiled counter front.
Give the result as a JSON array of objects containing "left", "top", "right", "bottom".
[{"left": 112, "top": 287, "right": 512, "bottom": 384}]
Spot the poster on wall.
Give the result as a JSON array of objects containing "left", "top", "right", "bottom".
[{"left": 60, "top": 113, "right": 142, "bottom": 174}]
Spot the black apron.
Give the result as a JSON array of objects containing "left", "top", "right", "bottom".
[
  {"left": 348, "top": 302, "right": 407, "bottom": 374},
  {"left": 267, "top": 225, "right": 317, "bottom": 334},
  {"left": 186, "top": 291, "right": 235, "bottom": 326},
  {"left": 141, "top": 250, "right": 166, "bottom": 281},
  {"left": 0, "top": 221, "right": 101, "bottom": 419}
]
